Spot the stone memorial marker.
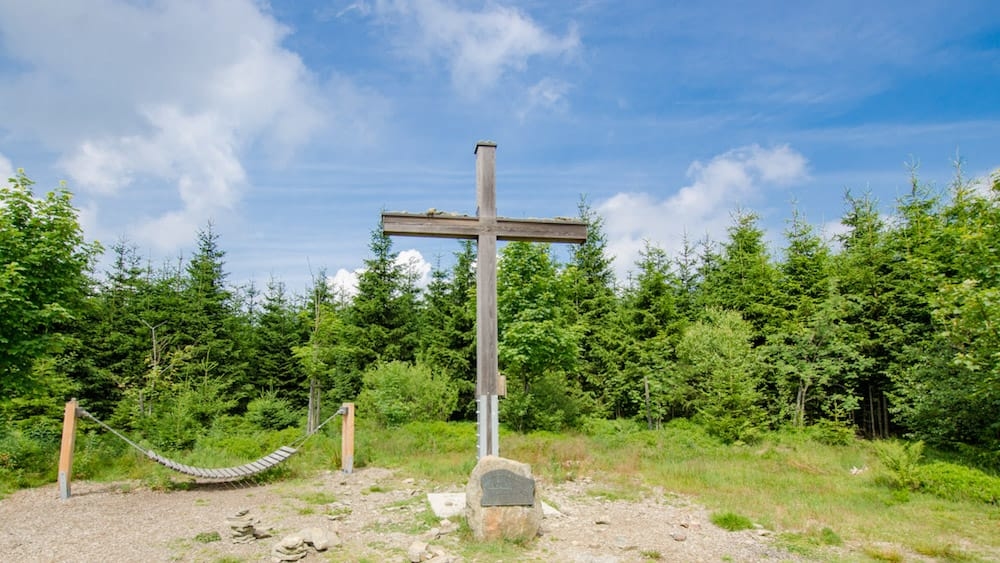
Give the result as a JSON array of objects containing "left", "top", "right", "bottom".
[{"left": 465, "top": 456, "right": 542, "bottom": 541}]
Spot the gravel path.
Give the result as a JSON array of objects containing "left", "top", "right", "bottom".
[{"left": 0, "top": 468, "right": 815, "bottom": 562}]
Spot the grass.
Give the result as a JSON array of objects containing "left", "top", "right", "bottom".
[
  {"left": 710, "top": 511, "right": 755, "bottom": 531},
  {"left": 193, "top": 531, "right": 221, "bottom": 543},
  {"left": 357, "top": 421, "right": 1000, "bottom": 561},
  {"left": 295, "top": 491, "right": 337, "bottom": 505},
  {"left": 8, "top": 417, "right": 1000, "bottom": 561}
]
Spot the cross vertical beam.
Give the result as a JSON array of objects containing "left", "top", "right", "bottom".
[{"left": 475, "top": 142, "right": 500, "bottom": 457}]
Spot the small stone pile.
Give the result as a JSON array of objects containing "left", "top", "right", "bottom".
[
  {"left": 226, "top": 509, "right": 265, "bottom": 544},
  {"left": 271, "top": 527, "right": 340, "bottom": 562},
  {"left": 271, "top": 535, "right": 308, "bottom": 562}
]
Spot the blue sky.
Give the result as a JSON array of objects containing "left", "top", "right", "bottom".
[{"left": 1, "top": 0, "right": 998, "bottom": 294}]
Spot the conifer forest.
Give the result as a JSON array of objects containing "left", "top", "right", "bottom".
[{"left": 3, "top": 166, "right": 1000, "bottom": 474}]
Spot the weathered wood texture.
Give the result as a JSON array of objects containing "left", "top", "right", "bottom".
[
  {"left": 58, "top": 399, "right": 78, "bottom": 500},
  {"left": 382, "top": 214, "right": 587, "bottom": 243},
  {"left": 341, "top": 402, "right": 355, "bottom": 474}
]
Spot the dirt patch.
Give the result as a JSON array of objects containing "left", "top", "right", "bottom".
[{"left": 0, "top": 468, "right": 815, "bottom": 562}]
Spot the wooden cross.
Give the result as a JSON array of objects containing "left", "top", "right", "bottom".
[{"left": 382, "top": 141, "right": 587, "bottom": 458}]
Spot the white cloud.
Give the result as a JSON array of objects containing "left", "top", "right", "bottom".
[
  {"left": 0, "top": 153, "right": 13, "bottom": 185},
  {"left": 397, "top": 248, "right": 433, "bottom": 286},
  {"left": 0, "top": 0, "right": 324, "bottom": 251},
  {"left": 598, "top": 144, "right": 809, "bottom": 280},
  {"left": 329, "top": 248, "right": 433, "bottom": 301},
  {"left": 518, "top": 77, "right": 572, "bottom": 121},
  {"left": 820, "top": 219, "right": 851, "bottom": 251},
  {"left": 374, "top": 0, "right": 579, "bottom": 96},
  {"left": 330, "top": 268, "right": 361, "bottom": 300}
]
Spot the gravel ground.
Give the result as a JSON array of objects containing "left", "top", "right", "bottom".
[{"left": 0, "top": 468, "right": 819, "bottom": 562}]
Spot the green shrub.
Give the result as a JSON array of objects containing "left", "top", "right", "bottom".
[
  {"left": 805, "top": 420, "right": 856, "bottom": 446},
  {"left": 916, "top": 461, "right": 1000, "bottom": 504},
  {"left": 710, "top": 511, "right": 755, "bottom": 531},
  {"left": 72, "top": 431, "right": 134, "bottom": 480},
  {"left": 873, "top": 440, "right": 924, "bottom": 490},
  {"left": 356, "top": 361, "right": 457, "bottom": 427},
  {"left": 580, "top": 416, "right": 644, "bottom": 438},
  {"left": 502, "top": 371, "right": 587, "bottom": 432},
  {"left": 136, "top": 377, "right": 236, "bottom": 451},
  {"left": 245, "top": 391, "right": 300, "bottom": 431},
  {"left": 662, "top": 417, "right": 724, "bottom": 450},
  {"left": 0, "top": 428, "right": 56, "bottom": 489},
  {"left": 819, "top": 527, "right": 843, "bottom": 546}
]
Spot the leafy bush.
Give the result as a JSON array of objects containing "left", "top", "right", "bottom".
[
  {"left": 873, "top": 440, "right": 924, "bottom": 490},
  {"left": 245, "top": 391, "right": 300, "bottom": 431},
  {"left": 710, "top": 511, "right": 755, "bottom": 531},
  {"left": 356, "top": 361, "right": 457, "bottom": 427},
  {"left": 136, "top": 377, "right": 237, "bottom": 451},
  {"left": 916, "top": 461, "right": 1000, "bottom": 504},
  {"left": 71, "top": 431, "right": 133, "bottom": 481},
  {"left": 580, "top": 416, "right": 644, "bottom": 438},
  {"left": 804, "top": 420, "right": 856, "bottom": 446},
  {"left": 676, "top": 309, "right": 767, "bottom": 444},
  {"left": 502, "top": 371, "right": 586, "bottom": 432},
  {"left": 660, "top": 418, "right": 724, "bottom": 450},
  {"left": 0, "top": 427, "right": 57, "bottom": 490}
]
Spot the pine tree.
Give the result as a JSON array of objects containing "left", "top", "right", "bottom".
[
  {"left": 327, "top": 225, "right": 421, "bottom": 401},
  {"left": 177, "top": 223, "right": 248, "bottom": 401},
  {"left": 609, "top": 242, "right": 685, "bottom": 423},
  {"left": 251, "top": 278, "right": 309, "bottom": 401},
  {"left": 833, "top": 191, "right": 893, "bottom": 437},
  {"left": 418, "top": 242, "right": 477, "bottom": 418},
  {"left": 698, "top": 210, "right": 782, "bottom": 342},
  {"left": 563, "top": 197, "right": 618, "bottom": 404}
]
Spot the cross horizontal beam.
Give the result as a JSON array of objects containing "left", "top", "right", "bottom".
[{"left": 382, "top": 212, "right": 587, "bottom": 243}]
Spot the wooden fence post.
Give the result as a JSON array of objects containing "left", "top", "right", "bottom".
[
  {"left": 58, "top": 399, "right": 78, "bottom": 500},
  {"left": 341, "top": 402, "right": 354, "bottom": 474}
]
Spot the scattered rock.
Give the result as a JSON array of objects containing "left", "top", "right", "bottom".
[
  {"left": 271, "top": 535, "right": 307, "bottom": 562},
  {"left": 297, "top": 526, "right": 340, "bottom": 551},
  {"left": 426, "top": 544, "right": 457, "bottom": 562},
  {"left": 671, "top": 532, "right": 687, "bottom": 542},
  {"left": 408, "top": 540, "right": 429, "bottom": 562},
  {"left": 439, "top": 518, "right": 457, "bottom": 534},
  {"left": 407, "top": 541, "right": 456, "bottom": 562}
]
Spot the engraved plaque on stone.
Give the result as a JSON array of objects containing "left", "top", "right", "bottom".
[{"left": 480, "top": 469, "right": 535, "bottom": 506}]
